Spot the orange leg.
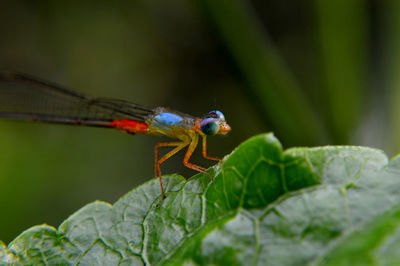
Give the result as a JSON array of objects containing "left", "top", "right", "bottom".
[
  {"left": 183, "top": 135, "right": 213, "bottom": 180},
  {"left": 201, "top": 135, "right": 221, "bottom": 161},
  {"left": 155, "top": 141, "right": 188, "bottom": 198}
]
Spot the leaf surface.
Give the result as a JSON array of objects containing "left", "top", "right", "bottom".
[{"left": 1, "top": 133, "right": 400, "bottom": 265}]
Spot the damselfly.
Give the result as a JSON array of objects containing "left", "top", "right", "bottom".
[{"left": 0, "top": 72, "right": 231, "bottom": 198}]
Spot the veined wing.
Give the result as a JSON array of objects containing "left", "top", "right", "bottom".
[{"left": 0, "top": 72, "right": 154, "bottom": 127}]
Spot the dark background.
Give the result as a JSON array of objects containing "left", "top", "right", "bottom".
[{"left": 1, "top": 0, "right": 398, "bottom": 243}]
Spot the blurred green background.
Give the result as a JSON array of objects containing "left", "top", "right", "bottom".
[{"left": 0, "top": 0, "right": 398, "bottom": 243}]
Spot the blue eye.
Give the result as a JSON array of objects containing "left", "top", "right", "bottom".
[
  {"left": 200, "top": 118, "right": 220, "bottom": 135},
  {"left": 206, "top": 110, "right": 225, "bottom": 120}
]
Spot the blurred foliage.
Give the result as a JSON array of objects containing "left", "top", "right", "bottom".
[{"left": 0, "top": 0, "right": 397, "bottom": 243}]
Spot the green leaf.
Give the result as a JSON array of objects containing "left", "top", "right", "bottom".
[
  {"left": 314, "top": 202, "right": 400, "bottom": 265},
  {"left": 2, "top": 133, "right": 400, "bottom": 265}
]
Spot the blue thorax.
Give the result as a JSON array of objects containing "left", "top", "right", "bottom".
[{"left": 153, "top": 112, "right": 183, "bottom": 129}]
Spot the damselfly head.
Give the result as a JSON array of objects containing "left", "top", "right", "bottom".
[{"left": 200, "top": 110, "right": 231, "bottom": 136}]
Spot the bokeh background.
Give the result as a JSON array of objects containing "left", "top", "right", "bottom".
[{"left": 0, "top": 0, "right": 398, "bottom": 243}]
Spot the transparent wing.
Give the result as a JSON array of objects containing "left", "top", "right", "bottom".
[{"left": 0, "top": 72, "right": 154, "bottom": 126}]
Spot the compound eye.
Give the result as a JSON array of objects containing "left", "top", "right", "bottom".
[
  {"left": 200, "top": 118, "right": 220, "bottom": 136},
  {"left": 206, "top": 110, "right": 225, "bottom": 120}
]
